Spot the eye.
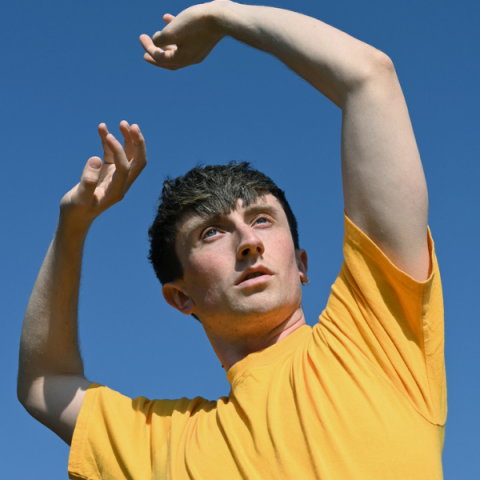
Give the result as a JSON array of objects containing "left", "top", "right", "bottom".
[
  {"left": 254, "top": 216, "right": 271, "bottom": 226},
  {"left": 204, "top": 228, "right": 219, "bottom": 239}
]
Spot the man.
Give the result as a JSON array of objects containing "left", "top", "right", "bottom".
[{"left": 18, "top": 1, "right": 446, "bottom": 478}]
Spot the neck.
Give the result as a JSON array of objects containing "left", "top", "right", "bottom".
[{"left": 204, "top": 307, "right": 306, "bottom": 371}]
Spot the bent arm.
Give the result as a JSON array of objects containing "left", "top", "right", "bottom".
[
  {"left": 18, "top": 221, "right": 92, "bottom": 445},
  {"left": 18, "top": 122, "right": 147, "bottom": 445},
  {"left": 220, "top": 4, "right": 429, "bottom": 280},
  {"left": 146, "top": 2, "right": 429, "bottom": 280}
]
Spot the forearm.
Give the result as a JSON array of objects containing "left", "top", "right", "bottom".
[
  {"left": 18, "top": 218, "right": 88, "bottom": 398},
  {"left": 17, "top": 123, "right": 146, "bottom": 442},
  {"left": 213, "top": 2, "right": 392, "bottom": 106},
  {"left": 144, "top": 4, "right": 427, "bottom": 274},
  {"left": 211, "top": 3, "right": 428, "bottom": 279}
]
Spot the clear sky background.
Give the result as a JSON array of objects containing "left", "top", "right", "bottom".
[{"left": 2, "top": 0, "right": 479, "bottom": 478}]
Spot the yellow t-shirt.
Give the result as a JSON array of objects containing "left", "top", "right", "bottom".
[{"left": 69, "top": 215, "right": 446, "bottom": 480}]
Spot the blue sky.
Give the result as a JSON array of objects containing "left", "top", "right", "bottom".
[{"left": 2, "top": 0, "right": 479, "bottom": 477}]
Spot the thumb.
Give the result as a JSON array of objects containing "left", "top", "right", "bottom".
[{"left": 75, "top": 157, "right": 102, "bottom": 204}]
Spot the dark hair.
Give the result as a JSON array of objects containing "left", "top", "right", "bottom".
[{"left": 148, "top": 161, "right": 299, "bottom": 285}]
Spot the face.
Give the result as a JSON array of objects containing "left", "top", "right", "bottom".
[{"left": 163, "top": 194, "right": 308, "bottom": 340}]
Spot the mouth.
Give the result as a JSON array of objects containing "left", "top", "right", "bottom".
[
  {"left": 244, "top": 272, "right": 266, "bottom": 281},
  {"left": 236, "top": 268, "right": 273, "bottom": 286}
]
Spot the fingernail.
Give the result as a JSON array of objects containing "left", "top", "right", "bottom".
[{"left": 89, "top": 158, "right": 102, "bottom": 170}]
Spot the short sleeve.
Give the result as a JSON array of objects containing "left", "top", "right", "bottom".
[
  {"left": 68, "top": 384, "right": 214, "bottom": 480},
  {"left": 319, "top": 214, "right": 446, "bottom": 426}
]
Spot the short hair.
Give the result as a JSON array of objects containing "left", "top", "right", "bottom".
[{"left": 148, "top": 161, "right": 299, "bottom": 285}]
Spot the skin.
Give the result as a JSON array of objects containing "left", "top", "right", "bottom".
[
  {"left": 17, "top": 122, "right": 147, "bottom": 444},
  {"left": 162, "top": 195, "right": 308, "bottom": 370},
  {"left": 139, "top": 0, "right": 429, "bottom": 281},
  {"left": 18, "top": 0, "right": 429, "bottom": 448}
]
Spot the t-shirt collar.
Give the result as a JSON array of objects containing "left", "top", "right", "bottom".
[{"left": 226, "top": 324, "right": 311, "bottom": 386}]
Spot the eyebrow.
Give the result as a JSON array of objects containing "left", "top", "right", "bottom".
[{"left": 243, "top": 204, "right": 279, "bottom": 218}]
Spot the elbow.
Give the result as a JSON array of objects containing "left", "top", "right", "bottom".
[
  {"left": 17, "top": 376, "right": 49, "bottom": 424},
  {"left": 369, "top": 49, "right": 395, "bottom": 75},
  {"left": 355, "top": 48, "right": 396, "bottom": 84},
  {"left": 339, "top": 49, "right": 399, "bottom": 105},
  {"left": 17, "top": 376, "right": 31, "bottom": 410},
  {"left": 17, "top": 374, "right": 40, "bottom": 414}
]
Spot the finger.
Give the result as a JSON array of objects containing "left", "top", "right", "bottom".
[
  {"left": 152, "top": 26, "right": 176, "bottom": 49},
  {"left": 143, "top": 52, "right": 160, "bottom": 67},
  {"left": 163, "top": 13, "right": 175, "bottom": 23},
  {"left": 142, "top": 36, "right": 179, "bottom": 66},
  {"left": 143, "top": 52, "right": 178, "bottom": 70},
  {"left": 126, "top": 124, "right": 147, "bottom": 189},
  {"left": 119, "top": 120, "right": 134, "bottom": 161},
  {"left": 139, "top": 34, "right": 157, "bottom": 52},
  {"left": 75, "top": 157, "right": 102, "bottom": 204},
  {"left": 139, "top": 34, "right": 165, "bottom": 56},
  {"left": 98, "top": 123, "right": 114, "bottom": 164},
  {"left": 140, "top": 34, "right": 175, "bottom": 65},
  {"left": 105, "top": 134, "right": 130, "bottom": 197}
]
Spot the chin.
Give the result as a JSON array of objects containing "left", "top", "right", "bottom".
[
  {"left": 199, "top": 283, "right": 302, "bottom": 330},
  {"left": 231, "top": 294, "right": 299, "bottom": 325}
]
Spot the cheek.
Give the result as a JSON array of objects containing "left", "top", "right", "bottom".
[
  {"left": 270, "top": 234, "right": 297, "bottom": 265},
  {"left": 185, "top": 254, "right": 231, "bottom": 300},
  {"left": 271, "top": 236, "right": 302, "bottom": 286}
]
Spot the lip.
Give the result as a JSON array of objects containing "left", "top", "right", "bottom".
[{"left": 236, "top": 266, "right": 273, "bottom": 286}]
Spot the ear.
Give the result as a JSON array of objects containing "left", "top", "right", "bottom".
[
  {"left": 296, "top": 248, "right": 309, "bottom": 284},
  {"left": 162, "top": 282, "right": 196, "bottom": 316}
]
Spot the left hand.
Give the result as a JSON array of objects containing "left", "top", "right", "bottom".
[
  {"left": 59, "top": 121, "right": 147, "bottom": 232},
  {"left": 139, "top": 1, "right": 231, "bottom": 70}
]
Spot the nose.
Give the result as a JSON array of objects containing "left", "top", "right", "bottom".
[{"left": 236, "top": 225, "right": 265, "bottom": 260}]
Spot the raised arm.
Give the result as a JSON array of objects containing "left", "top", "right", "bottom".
[
  {"left": 17, "top": 122, "right": 147, "bottom": 444},
  {"left": 141, "top": 0, "right": 429, "bottom": 280}
]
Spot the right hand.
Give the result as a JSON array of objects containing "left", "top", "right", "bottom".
[
  {"left": 60, "top": 121, "right": 147, "bottom": 232},
  {"left": 139, "top": 1, "right": 232, "bottom": 71}
]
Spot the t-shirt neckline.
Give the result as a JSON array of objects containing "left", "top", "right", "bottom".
[{"left": 226, "top": 324, "right": 312, "bottom": 386}]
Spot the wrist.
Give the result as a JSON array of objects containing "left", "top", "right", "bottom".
[
  {"left": 205, "top": 0, "right": 246, "bottom": 37},
  {"left": 57, "top": 212, "right": 92, "bottom": 243}
]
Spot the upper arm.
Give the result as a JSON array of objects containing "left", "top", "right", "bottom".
[
  {"left": 340, "top": 52, "right": 430, "bottom": 281},
  {"left": 19, "top": 375, "right": 92, "bottom": 445}
]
